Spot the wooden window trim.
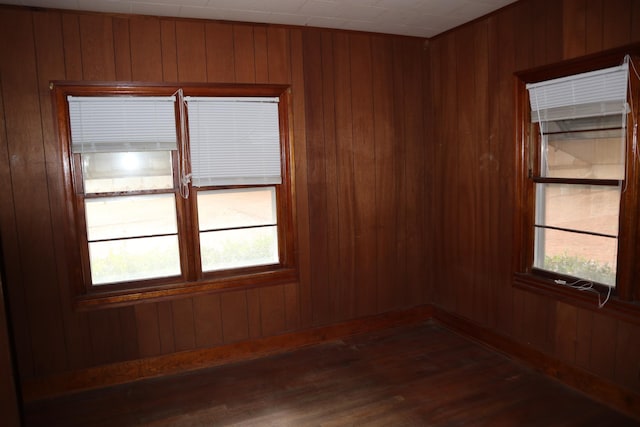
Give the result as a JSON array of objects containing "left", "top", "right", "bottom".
[
  {"left": 52, "top": 81, "right": 298, "bottom": 310},
  {"left": 513, "top": 44, "right": 640, "bottom": 317}
]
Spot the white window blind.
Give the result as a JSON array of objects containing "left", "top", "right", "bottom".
[
  {"left": 186, "top": 97, "right": 282, "bottom": 187},
  {"left": 527, "top": 63, "right": 629, "bottom": 123},
  {"left": 68, "top": 96, "right": 177, "bottom": 153}
]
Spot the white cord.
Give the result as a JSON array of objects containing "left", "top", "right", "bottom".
[
  {"left": 554, "top": 278, "right": 612, "bottom": 308},
  {"left": 174, "top": 88, "right": 191, "bottom": 199}
]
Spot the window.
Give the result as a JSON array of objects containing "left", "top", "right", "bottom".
[
  {"left": 53, "top": 83, "right": 296, "bottom": 305},
  {"left": 515, "top": 46, "right": 640, "bottom": 305}
]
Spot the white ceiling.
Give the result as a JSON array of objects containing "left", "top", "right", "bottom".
[{"left": 1, "top": 0, "right": 517, "bottom": 38}]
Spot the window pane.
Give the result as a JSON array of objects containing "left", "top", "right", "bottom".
[
  {"left": 89, "top": 235, "right": 181, "bottom": 285},
  {"left": 197, "top": 187, "right": 277, "bottom": 231},
  {"left": 541, "top": 117, "right": 625, "bottom": 180},
  {"left": 535, "top": 184, "right": 620, "bottom": 236},
  {"left": 82, "top": 151, "right": 173, "bottom": 193},
  {"left": 200, "top": 226, "right": 278, "bottom": 272},
  {"left": 534, "top": 227, "right": 617, "bottom": 286},
  {"left": 85, "top": 194, "right": 177, "bottom": 241}
]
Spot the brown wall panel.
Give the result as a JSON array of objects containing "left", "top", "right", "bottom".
[
  {"left": 220, "top": 291, "right": 249, "bottom": 343},
  {"left": 390, "top": 39, "right": 408, "bottom": 310},
  {"left": 135, "top": 303, "right": 162, "bottom": 357},
  {"left": 429, "top": 0, "right": 640, "bottom": 395},
  {"left": 205, "top": 23, "right": 235, "bottom": 83},
  {"left": 3, "top": 0, "right": 638, "bottom": 403},
  {"left": 371, "top": 35, "right": 397, "bottom": 314},
  {"left": 402, "top": 39, "right": 427, "bottom": 308},
  {"left": 289, "top": 28, "right": 312, "bottom": 329},
  {"left": 267, "top": 27, "right": 291, "bottom": 84},
  {"left": 176, "top": 21, "right": 206, "bottom": 82},
  {"left": 233, "top": 24, "right": 256, "bottom": 83},
  {"left": 350, "top": 33, "right": 378, "bottom": 318},
  {"left": 333, "top": 32, "right": 356, "bottom": 320},
  {"left": 160, "top": 20, "right": 178, "bottom": 82},
  {"left": 193, "top": 295, "right": 223, "bottom": 348},
  {"left": 254, "top": 26, "right": 269, "bottom": 83},
  {"left": 79, "top": 14, "right": 116, "bottom": 80},
  {"left": 0, "top": 9, "right": 68, "bottom": 378},
  {"left": 130, "top": 17, "right": 164, "bottom": 81},
  {"left": 113, "top": 18, "right": 132, "bottom": 80}
]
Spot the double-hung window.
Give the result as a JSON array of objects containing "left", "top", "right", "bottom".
[
  {"left": 515, "top": 47, "right": 640, "bottom": 304},
  {"left": 54, "top": 83, "right": 296, "bottom": 305}
]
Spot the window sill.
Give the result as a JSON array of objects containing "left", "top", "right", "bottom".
[
  {"left": 513, "top": 272, "right": 640, "bottom": 325},
  {"left": 74, "top": 267, "right": 298, "bottom": 310}
]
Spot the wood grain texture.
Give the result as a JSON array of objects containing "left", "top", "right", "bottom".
[
  {"left": 23, "top": 320, "right": 638, "bottom": 426},
  {"left": 1, "top": 0, "right": 640, "bottom": 410},
  {"left": 428, "top": 0, "right": 640, "bottom": 401}
]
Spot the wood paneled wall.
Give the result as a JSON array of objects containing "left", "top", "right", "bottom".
[
  {"left": 429, "top": 0, "right": 640, "bottom": 395},
  {"left": 0, "top": 6, "right": 429, "bottom": 385}
]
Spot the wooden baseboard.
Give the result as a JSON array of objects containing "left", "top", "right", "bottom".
[
  {"left": 22, "top": 303, "right": 640, "bottom": 420},
  {"left": 22, "top": 305, "right": 434, "bottom": 402},
  {"left": 433, "top": 307, "right": 640, "bottom": 420}
]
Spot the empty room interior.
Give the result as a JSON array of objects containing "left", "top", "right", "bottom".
[{"left": 1, "top": 0, "right": 640, "bottom": 425}]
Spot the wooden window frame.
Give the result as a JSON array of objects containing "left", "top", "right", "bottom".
[
  {"left": 52, "top": 81, "right": 297, "bottom": 309},
  {"left": 513, "top": 44, "right": 640, "bottom": 320}
]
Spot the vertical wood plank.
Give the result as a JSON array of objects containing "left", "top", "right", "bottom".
[
  {"left": 34, "top": 9, "right": 93, "bottom": 371},
  {"left": 402, "top": 38, "right": 426, "bottom": 307},
  {"left": 614, "top": 320, "right": 640, "bottom": 392},
  {"left": 428, "top": 37, "right": 443, "bottom": 311},
  {"left": 602, "top": 0, "right": 632, "bottom": 49},
  {"left": 575, "top": 308, "right": 593, "bottom": 369},
  {"left": 260, "top": 285, "right": 287, "bottom": 337},
  {"left": 554, "top": 302, "right": 578, "bottom": 364},
  {"left": 632, "top": 0, "right": 640, "bottom": 42},
  {"left": 439, "top": 33, "right": 459, "bottom": 313},
  {"left": 61, "top": 13, "right": 83, "bottom": 80},
  {"left": 371, "top": 35, "right": 397, "bottom": 313},
  {"left": 283, "top": 282, "right": 301, "bottom": 331},
  {"left": 290, "top": 29, "right": 312, "bottom": 328},
  {"left": 171, "top": 298, "right": 196, "bottom": 352},
  {"left": 472, "top": 20, "right": 491, "bottom": 326},
  {"left": 253, "top": 26, "right": 269, "bottom": 83},
  {"left": 193, "top": 294, "right": 223, "bottom": 348},
  {"left": 78, "top": 14, "right": 116, "bottom": 80},
  {"left": 118, "top": 306, "right": 139, "bottom": 361},
  {"left": 0, "top": 8, "right": 68, "bottom": 376},
  {"left": 0, "top": 274, "right": 20, "bottom": 427},
  {"left": 585, "top": 0, "right": 603, "bottom": 54},
  {"left": 88, "top": 310, "right": 121, "bottom": 365},
  {"left": 157, "top": 301, "right": 175, "bottom": 354},
  {"left": 130, "top": 17, "right": 163, "bottom": 81},
  {"left": 113, "top": 17, "right": 132, "bottom": 80},
  {"left": 320, "top": 31, "right": 340, "bottom": 323},
  {"left": 205, "top": 22, "right": 235, "bottom": 83},
  {"left": 233, "top": 24, "right": 256, "bottom": 83},
  {"left": 220, "top": 291, "right": 249, "bottom": 343},
  {"left": 267, "top": 27, "right": 290, "bottom": 84},
  {"left": 390, "top": 38, "right": 408, "bottom": 309},
  {"left": 160, "top": 20, "right": 178, "bottom": 82},
  {"left": 563, "top": 0, "right": 587, "bottom": 59},
  {"left": 246, "top": 289, "right": 262, "bottom": 338},
  {"left": 302, "top": 29, "right": 330, "bottom": 325},
  {"left": 491, "top": 6, "right": 517, "bottom": 337},
  {"left": 545, "top": 0, "right": 564, "bottom": 63},
  {"left": 455, "top": 25, "right": 477, "bottom": 321},
  {"left": 588, "top": 311, "right": 617, "bottom": 380},
  {"left": 134, "top": 304, "right": 162, "bottom": 357},
  {"left": 176, "top": 20, "right": 206, "bottom": 82},
  {"left": 333, "top": 32, "right": 356, "bottom": 320},
  {"left": 0, "top": 11, "right": 33, "bottom": 379}
]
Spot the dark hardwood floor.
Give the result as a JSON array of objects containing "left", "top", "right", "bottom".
[{"left": 24, "top": 321, "right": 638, "bottom": 426}]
